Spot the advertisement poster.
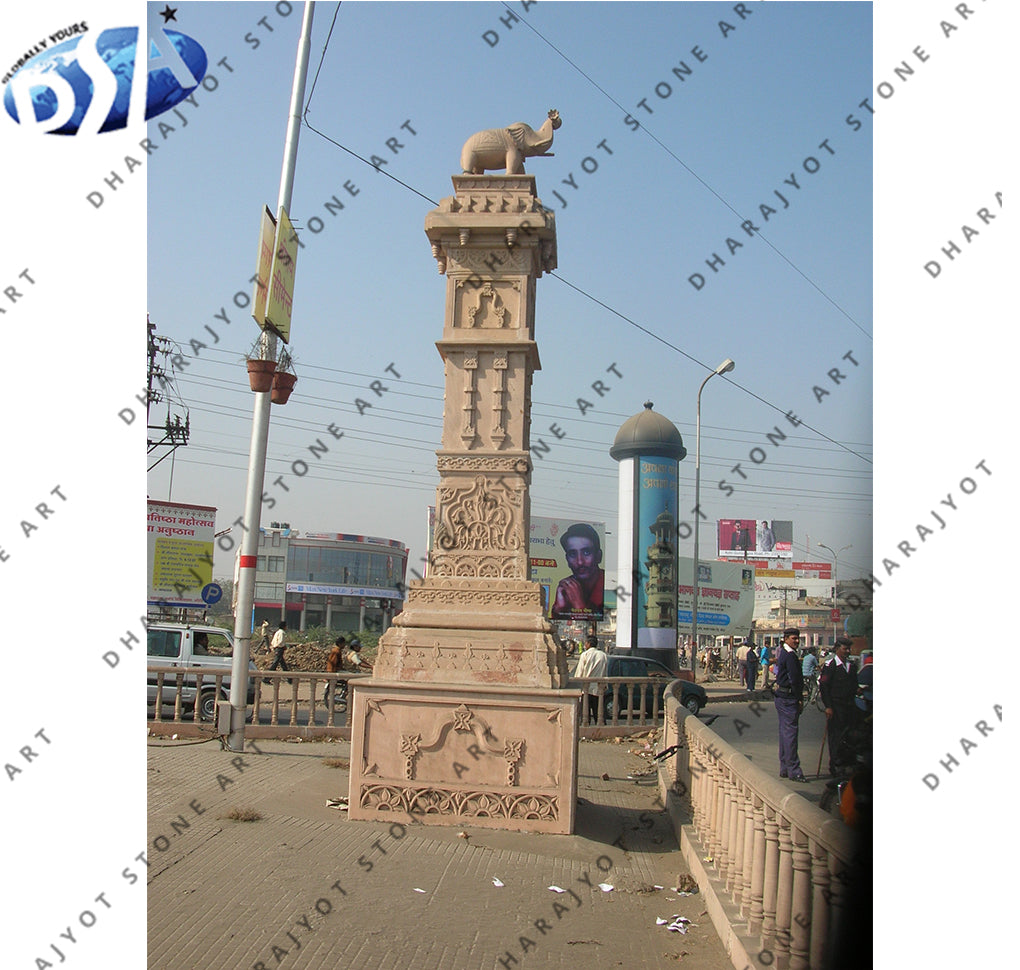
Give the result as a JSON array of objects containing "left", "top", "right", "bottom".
[
  {"left": 717, "top": 518, "right": 794, "bottom": 559},
  {"left": 635, "top": 456, "right": 678, "bottom": 648},
  {"left": 146, "top": 499, "right": 216, "bottom": 607},
  {"left": 677, "top": 558, "right": 756, "bottom": 636},
  {"left": 529, "top": 515, "right": 605, "bottom": 621}
]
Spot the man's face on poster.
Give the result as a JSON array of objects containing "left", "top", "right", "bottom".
[{"left": 564, "top": 535, "right": 602, "bottom": 582}]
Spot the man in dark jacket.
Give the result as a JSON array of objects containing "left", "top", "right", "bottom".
[
  {"left": 819, "top": 636, "right": 859, "bottom": 776},
  {"left": 774, "top": 628, "right": 807, "bottom": 781}
]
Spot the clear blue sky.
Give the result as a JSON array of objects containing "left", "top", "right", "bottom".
[{"left": 145, "top": 1, "right": 874, "bottom": 582}]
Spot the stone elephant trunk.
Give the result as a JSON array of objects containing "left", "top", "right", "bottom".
[{"left": 460, "top": 108, "right": 562, "bottom": 175}]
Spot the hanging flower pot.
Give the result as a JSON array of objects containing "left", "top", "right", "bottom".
[
  {"left": 247, "top": 358, "right": 277, "bottom": 392},
  {"left": 271, "top": 370, "right": 297, "bottom": 405}
]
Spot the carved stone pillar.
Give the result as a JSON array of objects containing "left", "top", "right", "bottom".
[{"left": 347, "top": 175, "right": 579, "bottom": 835}]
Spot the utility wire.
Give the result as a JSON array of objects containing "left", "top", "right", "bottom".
[
  {"left": 287, "top": 2, "right": 871, "bottom": 467},
  {"left": 502, "top": 1, "right": 873, "bottom": 341}
]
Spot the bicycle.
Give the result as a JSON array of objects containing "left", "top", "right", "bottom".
[{"left": 804, "top": 673, "right": 825, "bottom": 711}]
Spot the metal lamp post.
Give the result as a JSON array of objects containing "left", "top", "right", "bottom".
[
  {"left": 691, "top": 357, "right": 735, "bottom": 679},
  {"left": 228, "top": 2, "right": 317, "bottom": 752},
  {"left": 818, "top": 541, "right": 851, "bottom": 645}
]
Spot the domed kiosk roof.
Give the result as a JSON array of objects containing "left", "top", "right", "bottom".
[{"left": 610, "top": 402, "right": 687, "bottom": 461}]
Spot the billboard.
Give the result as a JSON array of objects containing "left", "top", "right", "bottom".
[
  {"left": 147, "top": 500, "right": 216, "bottom": 607},
  {"left": 529, "top": 516, "right": 606, "bottom": 621},
  {"left": 677, "top": 558, "right": 756, "bottom": 636},
  {"left": 717, "top": 518, "right": 793, "bottom": 560}
]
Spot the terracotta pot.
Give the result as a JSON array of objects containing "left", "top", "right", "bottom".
[
  {"left": 247, "top": 358, "right": 277, "bottom": 392},
  {"left": 271, "top": 371, "right": 297, "bottom": 404}
]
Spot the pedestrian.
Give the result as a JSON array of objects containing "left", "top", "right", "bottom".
[
  {"left": 323, "top": 636, "right": 347, "bottom": 703},
  {"left": 269, "top": 620, "right": 290, "bottom": 674},
  {"left": 801, "top": 645, "right": 819, "bottom": 700},
  {"left": 745, "top": 639, "right": 759, "bottom": 691},
  {"left": 575, "top": 636, "right": 609, "bottom": 723},
  {"left": 819, "top": 636, "right": 859, "bottom": 776},
  {"left": 774, "top": 628, "right": 807, "bottom": 781},
  {"left": 259, "top": 618, "right": 270, "bottom": 652},
  {"left": 736, "top": 640, "right": 749, "bottom": 687},
  {"left": 760, "top": 642, "right": 772, "bottom": 688}
]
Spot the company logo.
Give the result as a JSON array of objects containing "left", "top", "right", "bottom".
[{"left": 3, "top": 7, "right": 206, "bottom": 135}]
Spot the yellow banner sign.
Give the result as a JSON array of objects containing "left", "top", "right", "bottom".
[
  {"left": 251, "top": 204, "right": 276, "bottom": 326},
  {"left": 266, "top": 205, "right": 298, "bottom": 343}
]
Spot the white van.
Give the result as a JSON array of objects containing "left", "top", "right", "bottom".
[{"left": 147, "top": 623, "right": 256, "bottom": 721}]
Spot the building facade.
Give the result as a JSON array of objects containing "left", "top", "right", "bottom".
[{"left": 249, "top": 523, "right": 408, "bottom": 632}]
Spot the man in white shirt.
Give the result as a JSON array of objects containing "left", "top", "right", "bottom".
[
  {"left": 575, "top": 637, "right": 609, "bottom": 723},
  {"left": 269, "top": 621, "right": 290, "bottom": 672}
]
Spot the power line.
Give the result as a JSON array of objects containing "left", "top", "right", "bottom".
[
  {"left": 276, "top": 6, "right": 873, "bottom": 469},
  {"left": 501, "top": 1, "right": 872, "bottom": 341}
]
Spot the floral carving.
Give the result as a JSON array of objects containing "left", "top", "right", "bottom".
[{"left": 359, "top": 783, "right": 558, "bottom": 821}]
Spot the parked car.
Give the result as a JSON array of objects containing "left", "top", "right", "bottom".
[
  {"left": 578, "top": 655, "right": 708, "bottom": 717},
  {"left": 147, "top": 623, "right": 257, "bottom": 721}
]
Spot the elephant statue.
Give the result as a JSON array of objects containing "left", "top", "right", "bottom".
[{"left": 460, "top": 109, "right": 562, "bottom": 175}]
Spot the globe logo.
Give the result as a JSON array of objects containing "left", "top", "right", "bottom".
[{"left": 4, "top": 25, "right": 207, "bottom": 135}]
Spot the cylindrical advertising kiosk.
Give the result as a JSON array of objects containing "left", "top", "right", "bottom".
[{"left": 610, "top": 402, "right": 687, "bottom": 671}]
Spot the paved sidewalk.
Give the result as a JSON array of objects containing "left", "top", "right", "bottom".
[{"left": 148, "top": 735, "right": 734, "bottom": 970}]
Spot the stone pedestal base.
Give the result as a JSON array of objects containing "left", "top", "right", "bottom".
[{"left": 348, "top": 681, "right": 580, "bottom": 834}]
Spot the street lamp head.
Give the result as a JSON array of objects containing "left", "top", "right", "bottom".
[{"left": 715, "top": 358, "right": 736, "bottom": 376}]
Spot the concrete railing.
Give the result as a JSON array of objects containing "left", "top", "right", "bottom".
[
  {"left": 147, "top": 666, "right": 371, "bottom": 739},
  {"left": 658, "top": 680, "right": 858, "bottom": 970}
]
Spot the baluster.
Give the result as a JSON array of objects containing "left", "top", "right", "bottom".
[
  {"left": 717, "top": 771, "right": 733, "bottom": 881},
  {"left": 173, "top": 672, "right": 184, "bottom": 722},
  {"left": 271, "top": 676, "right": 281, "bottom": 725},
  {"left": 809, "top": 844, "right": 831, "bottom": 969},
  {"left": 154, "top": 672, "right": 164, "bottom": 723},
  {"left": 748, "top": 798, "right": 767, "bottom": 934},
  {"left": 775, "top": 817, "right": 794, "bottom": 965},
  {"left": 727, "top": 784, "right": 746, "bottom": 899},
  {"left": 194, "top": 672, "right": 205, "bottom": 722},
  {"left": 708, "top": 757, "right": 725, "bottom": 866},
  {"left": 822, "top": 859, "right": 850, "bottom": 970},
  {"left": 250, "top": 676, "right": 263, "bottom": 724},
  {"left": 739, "top": 788, "right": 756, "bottom": 913},
  {"left": 789, "top": 827, "right": 812, "bottom": 970},
  {"left": 289, "top": 676, "right": 299, "bottom": 725},
  {"left": 761, "top": 808, "right": 780, "bottom": 943},
  {"left": 325, "top": 676, "right": 336, "bottom": 727},
  {"left": 692, "top": 746, "right": 707, "bottom": 836}
]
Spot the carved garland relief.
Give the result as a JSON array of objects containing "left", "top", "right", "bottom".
[{"left": 434, "top": 475, "right": 521, "bottom": 556}]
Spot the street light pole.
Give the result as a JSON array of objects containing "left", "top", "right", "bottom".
[
  {"left": 691, "top": 357, "right": 735, "bottom": 679},
  {"left": 228, "top": 2, "right": 316, "bottom": 752},
  {"left": 818, "top": 541, "right": 851, "bottom": 646}
]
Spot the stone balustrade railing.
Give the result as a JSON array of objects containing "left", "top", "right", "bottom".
[
  {"left": 659, "top": 680, "right": 860, "bottom": 970},
  {"left": 572, "top": 675, "right": 670, "bottom": 733},
  {"left": 147, "top": 666, "right": 371, "bottom": 739},
  {"left": 147, "top": 668, "right": 671, "bottom": 740}
]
